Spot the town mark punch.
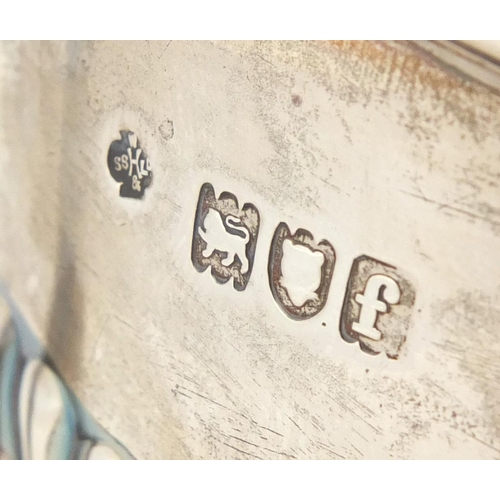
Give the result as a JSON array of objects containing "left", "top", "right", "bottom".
[{"left": 268, "top": 223, "right": 336, "bottom": 321}]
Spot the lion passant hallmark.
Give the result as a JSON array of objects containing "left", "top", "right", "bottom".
[{"left": 190, "top": 182, "right": 415, "bottom": 359}]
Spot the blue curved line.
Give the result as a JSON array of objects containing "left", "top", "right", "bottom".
[{"left": 0, "top": 284, "right": 134, "bottom": 460}]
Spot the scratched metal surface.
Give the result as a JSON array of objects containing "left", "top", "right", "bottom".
[{"left": 1, "top": 41, "right": 500, "bottom": 459}]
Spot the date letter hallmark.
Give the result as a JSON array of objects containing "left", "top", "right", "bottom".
[
  {"left": 107, "top": 130, "right": 152, "bottom": 199},
  {"left": 340, "top": 256, "right": 416, "bottom": 359},
  {"left": 268, "top": 223, "right": 336, "bottom": 320},
  {"left": 191, "top": 183, "right": 260, "bottom": 291},
  {"left": 189, "top": 182, "right": 416, "bottom": 359}
]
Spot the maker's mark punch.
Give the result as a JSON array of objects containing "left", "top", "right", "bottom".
[{"left": 107, "top": 130, "right": 152, "bottom": 199}]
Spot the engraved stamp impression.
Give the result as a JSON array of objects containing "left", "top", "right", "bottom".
[
  {"left": 340, "top": 256, "right": 416, "bottom": 359},
  {"left": 107, "top": 130, "right": 152, "bottom": 199},
  {"left": 268, "top": 223, "right": 336, "bottom": 320},
  {"left": 191, "top": 183, "right": 260, "bottom": 291}
]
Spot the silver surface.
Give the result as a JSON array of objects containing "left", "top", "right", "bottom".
[{"left": 1, "top": 41, "right": 500, "bottom": 459}]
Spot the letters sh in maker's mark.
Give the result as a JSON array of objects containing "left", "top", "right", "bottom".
[
  {"left": 191, "top": 183, "right": 260, "bottom": 291},
  {"left": 107, "top": 130, "right": 152, "bottom": 199}
]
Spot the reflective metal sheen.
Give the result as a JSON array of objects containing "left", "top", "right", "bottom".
[{"left": 1, "top": 41, "right": 500, "bottom": 459}]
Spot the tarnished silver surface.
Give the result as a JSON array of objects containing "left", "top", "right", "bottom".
[{"left": 1, "top": 41, "right": 500, "bottom": 459}]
